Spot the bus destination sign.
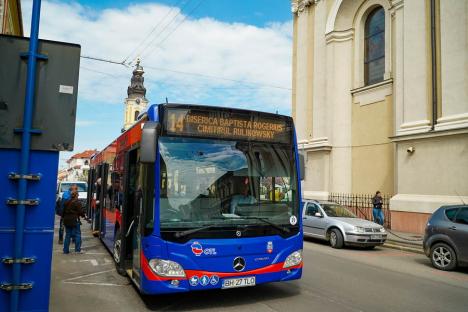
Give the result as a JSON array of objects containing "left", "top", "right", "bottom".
[{"left": 165, "top": 108, "right": 291, "bottom": 143}]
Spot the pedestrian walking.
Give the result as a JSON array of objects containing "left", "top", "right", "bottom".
[
  {"left": 56, "top": 184, "right": 77, "bottom": 244},
  {"left": 372, "top": 191, "right": 384, "bottom": 226},
  {"left": 62, "top": 190, "right": 84, "bottom": 254}
]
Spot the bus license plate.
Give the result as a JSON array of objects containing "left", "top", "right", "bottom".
[{"left": 222, "top": 277, "right": 256, "bottom": 289}]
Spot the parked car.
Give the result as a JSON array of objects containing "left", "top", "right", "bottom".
[
  {"left": 56, "top": 181, "right": 88, "bottom": 210},
  {"left": 302, "top": 200, "right": 387, "bottom": 249},
  {"left": 423, "top": 205, "right": 468, "bottom": 271}
]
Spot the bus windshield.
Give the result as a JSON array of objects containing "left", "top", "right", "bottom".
[{"left": 159, "top": 136, "right": 299, "bottom": 238}]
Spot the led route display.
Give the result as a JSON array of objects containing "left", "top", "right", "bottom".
[{"left": 164, "top": 107, "right": 291, "bottom": 143}]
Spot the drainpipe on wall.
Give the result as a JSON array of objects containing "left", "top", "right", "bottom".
[{"left": 430, "top": 0, "right": 437, "bottom": 131}]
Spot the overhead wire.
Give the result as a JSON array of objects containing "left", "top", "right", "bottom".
[
  {"left": 80, "top": 66, "right": 126, "bottom": 78},
  {"left": 139, "top": 0, "right": 205, "bottom": 61},
  {"left": 81, "top": 55, "right": 127, "bottom": 67},
  {"left": 79, "top": 55, "right": 291, "bottom": 91},
  {"left": 143, "top": 0, "right": 205, "bottom": 59},
  {"left": 121, "top": 0, "right": 185, "bottom": 64},
  {"left": 143, "top": 64, "right": 292, "bottom": 91},
  {"left": 132, "top": 0, "right": 196, "bottom": 64},
  {"left": 80, "top": 64, "right": 291, "bottom": 92}
]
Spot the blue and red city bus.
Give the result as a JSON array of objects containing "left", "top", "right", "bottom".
[{"left": 88, "top": 103, "right": 303, "bottom": 294}]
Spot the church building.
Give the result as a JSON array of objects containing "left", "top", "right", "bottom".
[{"left": 291, "top": 0, "right": 468, "bottom": 233}]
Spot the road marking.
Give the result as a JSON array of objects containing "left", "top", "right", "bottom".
[
  {"left": 62, "top": 269, "right": 129, "bottom": 287},
  {"left": 63, "top": 282, "right": 127, "bottom": 287},
  {"left": 63, "top": 269, "right": 115, "bottom": 282},
  {"left": 61, "top": 259, "right": 100, "bottom": 266}
]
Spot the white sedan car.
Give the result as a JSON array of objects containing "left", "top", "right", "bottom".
[{"left": 302, "top": 200, "right": 387, "bottom": 249}]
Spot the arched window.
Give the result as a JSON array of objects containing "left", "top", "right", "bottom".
[
  {"left": 84, "top": 160, "right": 89, "bottom": 166},
  {"left": 134, "top": 110, "right": 140, "bottom": 121},
  {"left": 364, "top": 7, "right": 385, "bottom": 85}
]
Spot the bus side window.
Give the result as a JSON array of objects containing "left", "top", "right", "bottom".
[
  {"left": 110, "top": 171, "right": 122, "bottom": 211},
  {"left": 139, "top": 162, "right": 155, "bottom": 236}
]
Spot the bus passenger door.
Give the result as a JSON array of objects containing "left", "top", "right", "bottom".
[
  {"left": 123, "top": 148, "right": 141, "bottom": 283},
  {"left": 100, "top": 163, "right": 110, "bottom": 240},
  {"left": 86, "top": 168, "right": 95, "bottom": 221}
]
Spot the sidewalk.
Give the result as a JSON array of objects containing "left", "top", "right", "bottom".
[
  {"left": 383, "top": 229, "right": 424, "bottom": 254},
  {"left": 50, "top": 217, "right": 146, "bottom": 312}
]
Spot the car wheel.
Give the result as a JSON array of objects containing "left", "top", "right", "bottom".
[
  {"left": 430, "top": 243, "right": 457, "bottom": 271},
  {"left": 329, "top": 229, "right": 344, "bottom": 249},
  {"left": 113, "top": 229, "right": 126, "bottom": 276}
]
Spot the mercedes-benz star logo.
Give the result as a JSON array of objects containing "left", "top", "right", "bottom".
[
  {"left": 236, "top": 230, "right": 242, "bottom": 237},
  {"left": 233, "top": 257, "right": 246, "bottom": 272}
]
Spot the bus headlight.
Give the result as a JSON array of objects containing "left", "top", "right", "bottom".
[
  {"left": 283, "top": 250, "right": 302, "bottom": 268},
  {"left": 148, "top": 259, "right": 186, "bottom": 278}
]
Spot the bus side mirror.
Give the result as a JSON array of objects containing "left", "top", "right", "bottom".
[
  {"left": 140, "top": 121, "right": 160, "bottom": 164},
  {"left": 299, "top": 153, "right": 305, "bottom": 181}
]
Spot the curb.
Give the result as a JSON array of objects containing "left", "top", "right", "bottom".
[
  {"left": 386, "top": 238, "right": 422, "bottom": 248},
  {"left": 382, "top": 242, "right": 425, "bottom": 255}
]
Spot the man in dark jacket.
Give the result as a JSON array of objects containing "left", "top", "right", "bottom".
[
  {"left": 56, "top": 184, "right": 77, "bottom": 244},
  {"left": 63, "top": 190, "right": 84, "bottom": 254}
]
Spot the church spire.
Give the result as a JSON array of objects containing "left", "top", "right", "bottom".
[
  {"left": 127, "top": 58, "right": 146, "bottom": 99},
  {"left": 123, "top": 58, "right": 149, "bottom": 132}
]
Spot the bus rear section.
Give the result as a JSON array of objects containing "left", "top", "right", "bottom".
[{"left": 90, "top": 104, "right": 303, "bottom": 294}]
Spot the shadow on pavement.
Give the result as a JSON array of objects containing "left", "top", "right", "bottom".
[
  {"left": 413, "top": 257, "right": 468, "bottom": 274},
  {"left": 141, "top": 282, "right": 301, "bottom": 311}
]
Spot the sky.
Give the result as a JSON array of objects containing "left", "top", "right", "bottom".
[{"left": 21, "top": 0, "right": 294, "bottom": 168}]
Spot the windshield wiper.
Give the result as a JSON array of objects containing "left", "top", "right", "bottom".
[
  {"left": 174, "top": 224, "right": 218, "bottom": 238},
  {"left": 237, "top": 216, "right": 291, "bottom": 235}
]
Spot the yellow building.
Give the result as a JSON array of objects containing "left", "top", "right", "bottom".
[
  {"left": 291, "top": 0, "right": 468, "bottom": 233},
  {"left": 0, "top": 0, "right": 23, "bottom": 35}
]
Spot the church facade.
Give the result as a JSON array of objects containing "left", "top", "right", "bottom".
[
  {"left": 0, "top": 0, "right": 23, "bottom": 36},
  {"left": 291, "top": 0, "right": 468, "bottom": 233}
]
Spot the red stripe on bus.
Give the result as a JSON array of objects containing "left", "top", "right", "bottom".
[
  {"left": 185, "top": 262, "right": 302, "bottom": 278},
  {"left": 141, "top": 251, "right": 302, "bottom": 281}
]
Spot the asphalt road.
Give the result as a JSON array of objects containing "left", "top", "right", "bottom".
[{"left": 50, "top": 221, "right": 468, "bottom": 312}]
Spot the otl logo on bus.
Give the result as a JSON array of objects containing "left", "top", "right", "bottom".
[
  {"left": 191, "top": 241, "right": 217, "bottom": 256},
  {"left": 191, "top": 241, "right": 204, "bottom": 256}
]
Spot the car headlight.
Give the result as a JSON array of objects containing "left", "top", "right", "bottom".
[
  {"left": 148, "top": 259, "right": 186, "bottom": 277},
  {"left": 283, "top": 250, "right": 302, "bottom": 268},
  {"left": 354, "top": 226, "right": 366, "bottom": 233},
  {"left": 379, "top": 227, "right": 386, "bottom": 233}
]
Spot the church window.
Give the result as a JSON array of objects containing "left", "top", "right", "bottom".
[
  {"left": 134, "top": 110, "right": 140, "bottom": 121},
  {"left": 364, "top": 7, "right": 385, "bottom": 85}
]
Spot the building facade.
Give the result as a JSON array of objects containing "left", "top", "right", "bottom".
[
  {"left": 291, "top": 0, "right": 468, "bottom": 233},
  {"left": 122, "top": 59, "right": 148, "bottom": 132},
  {"left": 0, "top": 0, "right": 22, "bottom": 35},
  {"left": 61, "top": 149, "right": 97, "bottom": 181}
]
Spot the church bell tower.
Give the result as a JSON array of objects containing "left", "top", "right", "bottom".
[{"left": 123, "top": 59, "right": 148, "bottom": 131}]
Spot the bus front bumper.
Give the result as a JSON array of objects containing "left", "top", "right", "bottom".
[{"left": 140, "top": 265, "right": 302, "bottom": 295}]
